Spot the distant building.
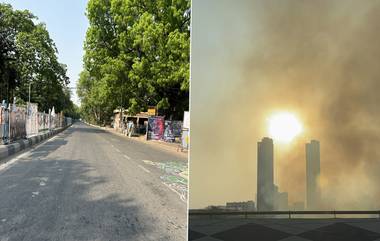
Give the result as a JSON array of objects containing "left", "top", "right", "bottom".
[
  {"left": 290, "top": 202, "right": 305, "bottom": 211},
  {"left": 226, "top": 201, "right": 256, "bottom": 211},
  {"left": 112, "top": 109, "right": 153, "bottom": 135},
  {"left": 257, "top": 137, "right": 274, "bottom": 211},
  {"left": 205, "top": 205, "right": 225, "bottom": 210},
  {"left": 306, "top": 140, "right": 321, "bottom": 210}
]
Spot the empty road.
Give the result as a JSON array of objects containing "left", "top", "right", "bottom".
[{"left": 0, "top": 122, "right": 187, "bottom": 241}]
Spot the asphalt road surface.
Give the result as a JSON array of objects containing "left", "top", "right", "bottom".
[{"left": 0, "top": 122, "right": 188, "bottom": 241}]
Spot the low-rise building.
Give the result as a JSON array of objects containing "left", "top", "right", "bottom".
[{"left": 226, "top": 201, "right": 256, "bottom": 211}]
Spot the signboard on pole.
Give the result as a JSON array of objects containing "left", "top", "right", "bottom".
[
  {"left": 182, "top": 111, "right": 190, "bottom": 149},
  {"left": 183, "top": 111, "right": 190, "bottom": 129},
  {"left": 147, "top": 106, "right": 157, "bottom": 116}
]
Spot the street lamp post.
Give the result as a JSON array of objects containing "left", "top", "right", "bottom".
[
  {"left": 27, "top": 82, "right": 32, "bottom": 137},
  {"left": 28, "top": 82, "right": 31, "bottom": 105}
]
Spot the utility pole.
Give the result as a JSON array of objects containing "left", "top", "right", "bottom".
[
  {"left": 120, "top": 79, "right": 124, "bottom": 130},
  {"left": 28, "top": 82, "right": 31, "bottom": 105},
  {"left": 27, "top": 82, "right": 31, "bottom": 137}
]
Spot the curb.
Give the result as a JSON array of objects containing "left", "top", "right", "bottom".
[{"left": 0, "top": 125, "right": 71, "bottom": 161}]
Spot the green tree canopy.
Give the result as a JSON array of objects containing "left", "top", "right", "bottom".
[
  {"left": 78, "top": 0, "right": 190, "bottom": 124},
  {"left": 0, "top": 3, "right": 76, "bottom": 115}
]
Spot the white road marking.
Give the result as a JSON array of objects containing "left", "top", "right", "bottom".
[
  {"left": 48, "top": 135, "right": 59, "bottom": 142},
  {"left": 123, "top": 154, "right": 131, "bottom": 160},
  {"left": 142, "top": 159, "right": 155, "bottom": 165},
  {"left": 0, "top": 133, "right": 61, "bottom": 173},
  {"left": 32, "top": 191, "right": 39, "bottom": 197},
  {"left": 162, "top": 182, "right": 187, "bottom": 203},
  {"left": 138, "top": 164, "right": 151, "bottom": 173},
  {"left": 58, "top": 168, "right": 63, "bottom": 172},
  {"left": 0, "top": 151, "right": 29, "bottom": 172}
]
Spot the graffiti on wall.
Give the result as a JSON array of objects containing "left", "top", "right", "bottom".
[
  {"left": 1, "top": 101, "right": 71, "bottom": 144},
  {"left": 9, "top": 106, "right": 27, "bottom": 141},
  {"left": 26, "top": 103, "right": 39, "bottom": 136},
  {"left": 147, "top": 116, "right": 165, "bottom": 140},
  {"left": 38, "top": 112, "right": 50, "bottom": 132},
  {"left": 163, "top": 121, "right": 183, "bottom": 142}
]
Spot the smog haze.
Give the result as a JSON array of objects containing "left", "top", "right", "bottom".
[{"left": 190, "top": 0, "right": 380, "bottom": 210}]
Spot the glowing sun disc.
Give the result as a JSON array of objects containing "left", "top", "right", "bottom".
[{"left": 268, "top": 112, "right": 303, "bottom": 143}]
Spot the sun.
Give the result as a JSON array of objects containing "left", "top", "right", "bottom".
[{"left": 268, "top": 112, "right": 303, "bottom": 143}]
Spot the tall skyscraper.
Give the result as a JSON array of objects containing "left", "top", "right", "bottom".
[
  {"left": 257, "top": 137, "right": 274, "bottom": 211},
  {"left": 306, "top": 140, "right": 321, "bottom": 210}
]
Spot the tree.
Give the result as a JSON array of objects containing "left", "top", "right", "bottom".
[
  {"left": 0, "top": 3, "right": 75, "bottom": 114},
  {"left": 78, "top": 0, "right": 190, "bottom": 124},
  {"left": 0, "top": 4, "right": 20, "bottom": 102}
]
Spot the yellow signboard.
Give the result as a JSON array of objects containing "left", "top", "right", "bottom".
[{"left": 147, "top": 107, "right": 157, "bottom": 116}]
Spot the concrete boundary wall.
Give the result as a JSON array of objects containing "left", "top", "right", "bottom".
[{"left": 0, "top": 125, "right": 71, "bottom": 161}]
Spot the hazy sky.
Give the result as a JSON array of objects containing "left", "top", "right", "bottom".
[
  {"left": 2, "top": 0, "right": 89, "bottom": 105},
  {"left": 190, "top": 0, "right": 380, "bottom": 210}
]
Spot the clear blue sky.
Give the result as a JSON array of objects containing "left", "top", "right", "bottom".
[{"left": 2, "top": 0, "right": 89, "bottom": 105}]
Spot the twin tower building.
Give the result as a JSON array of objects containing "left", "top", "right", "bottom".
[{"left": 257, "top": 137, "right": 321, "bottom": 211}]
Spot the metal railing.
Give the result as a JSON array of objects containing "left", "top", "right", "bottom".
[{"left": 189, "top": 209, "right": 380, "bottom": 219}]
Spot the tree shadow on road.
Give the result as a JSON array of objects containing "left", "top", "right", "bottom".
[
  {"left": 27, "top": 135, "right": 69, "bottom": 160},
  {"left": 0, "top": 156, "right": 164, "bottom": 241}
]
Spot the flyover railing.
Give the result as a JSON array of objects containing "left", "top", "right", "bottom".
[{"left": 189, "top": 209, "right": 380, "bottom": 219}]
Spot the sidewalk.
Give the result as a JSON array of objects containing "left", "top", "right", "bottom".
[{"left": 85, "top": 122, "right": 188, "bottom": 158}]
